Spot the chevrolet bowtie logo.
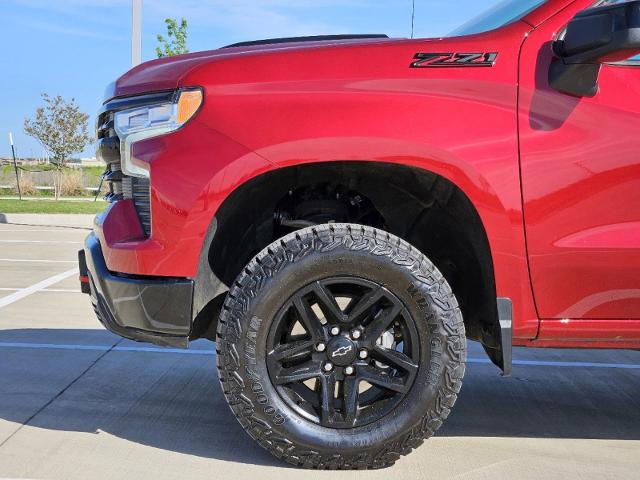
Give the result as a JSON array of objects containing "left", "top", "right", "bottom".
[{"left": 332, "top": 345, "right": 353, "bottom": 357}]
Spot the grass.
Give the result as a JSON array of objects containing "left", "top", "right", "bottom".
[
  {"left": 1, "top": 187, "right": 48, "bottom": 196},
  {"left": 0, "top": 188, "right": 101, "bottom": 198},
  {"left": 82, "top": 166, "right": 105, "bottom": 183},
  {"left": 0, "top": 198, "right": 107, "bottom": 214},
  {"left": 1, "top": 165, "right": 106, "bottom": 192}
]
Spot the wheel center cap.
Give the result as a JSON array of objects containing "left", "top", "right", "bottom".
[{"left": 327, "top": 336, "right": 357, "bottom": 366}]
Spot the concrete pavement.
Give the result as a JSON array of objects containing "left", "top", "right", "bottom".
[{"left": 0, "top": 216, "right": 639, "bottom": 479}]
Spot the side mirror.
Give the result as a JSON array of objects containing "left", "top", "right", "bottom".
[{"left": 549, "top": 0, "right": 640, "bottom": 97}]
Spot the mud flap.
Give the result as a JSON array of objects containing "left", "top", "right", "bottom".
[{"left": 482, "top": 298, "right": 513, "bottom": 376}]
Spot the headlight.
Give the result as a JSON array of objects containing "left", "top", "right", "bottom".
[{"left": 114, "top": 88, "right": 203, "bottom": 177}]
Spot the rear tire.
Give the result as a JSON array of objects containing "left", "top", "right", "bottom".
[{"left": 216, "top": 224, "right": 465, "bottom": 469}]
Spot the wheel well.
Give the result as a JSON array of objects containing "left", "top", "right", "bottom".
[{"left": 193, "top": 161, "right": 501, "bottom": 352}]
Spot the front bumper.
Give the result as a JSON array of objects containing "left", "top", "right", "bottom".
[{"left": 80, "top": 233, "right": 194, "bottom": 348}]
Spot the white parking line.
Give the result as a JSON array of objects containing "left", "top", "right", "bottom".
[
  {"left": 0, "top": 258, "right": 77, "bottom": 263},
  {"left": 0, "top": 240, "right": 83, "bottom": 245},
  {"left": 0, "top": 229, "right": 85, "bottom": 232},
  {"left": 0, "top": 478, "right": 38, "bottom": 480},
  {"left": 0, "top": 268, "right": 79, "bottom": 308},
  {"left": 0, "top": 287, "right": 80, "bottom": 293}
]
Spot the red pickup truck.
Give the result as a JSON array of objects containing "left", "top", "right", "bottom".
[{"left": 79, "top": 0, "right": 640, "bottom": 469}]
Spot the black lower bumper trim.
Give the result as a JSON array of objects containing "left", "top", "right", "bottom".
[
  {"left": 81, "top": 233, "right": 194, "bottom": 348},
  {"left": 78, "top": 249, "right": 91, "bottom": 294}
]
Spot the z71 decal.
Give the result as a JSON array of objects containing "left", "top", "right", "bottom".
[{"left": 410, "top": 52, "right": 498, "bottom": 68}]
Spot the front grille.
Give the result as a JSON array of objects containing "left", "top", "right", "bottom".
[
  {"left": 96, "top": 109, "right": 151, "bottom": 237},
  {"left": 124, "top": 176, "right": 151, "bottom": 235}
]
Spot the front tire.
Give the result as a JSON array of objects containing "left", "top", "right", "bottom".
[{"left": 216, "top": 224, "right": 465, "bottom": 469}]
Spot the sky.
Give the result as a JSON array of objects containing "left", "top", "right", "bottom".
[{"left": 0, "top": 0, "right": 497, "bottom": 159}]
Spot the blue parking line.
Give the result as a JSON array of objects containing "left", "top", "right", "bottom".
[
  {"left": 466, "top": 357, "right": 640, "bottom": 370},
  {"left": 0, "top": 342, "right": 214, "bottom": 355},
  {"left": 0, "top": 341, "right": 639, "bottom": 369}
]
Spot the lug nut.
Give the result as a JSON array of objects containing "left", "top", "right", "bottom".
[
  {"left": 359, "top": 349, "right": 368, "bottom": 359},
  {"left": 330, "top": 326, "right": 341, "bottom": 336},
  {"left": 351, "top": 329, "right": 362, "bottom": 340},
  {"left": 323, "top": 362, "right": 334, "bottom": 372},
  {"left": 344, "top": 366, "right": 355, "bottom": 375},
  {"left": 316, "top": 343, "right": 326, "bottom": 352}
]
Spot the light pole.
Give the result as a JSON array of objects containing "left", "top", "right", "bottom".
[
  {"left": 9, "top": 133, "right": 22, "bottom": 200},
  {"left": 132, "top": 0, "right": 142, "bottom": 67},
  {"left": 411, "top": 0, "right": 416, "bottom": 39}
]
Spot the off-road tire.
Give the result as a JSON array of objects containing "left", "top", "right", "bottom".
[{"left": 216, "top": 223, "right": 466, "bottom": 469}]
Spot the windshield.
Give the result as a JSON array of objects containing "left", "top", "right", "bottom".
[
  {"left": 597, "top": 0, "right": 636, "bottom": 4},
  {"left": 447, "top": 0, "right": 547, "bottom": 37}
]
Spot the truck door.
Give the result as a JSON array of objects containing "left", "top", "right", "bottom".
[{"left": 518, "top": 1, "right": 640, "bottom": 322}]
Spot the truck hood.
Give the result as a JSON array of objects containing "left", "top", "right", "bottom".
[{"left": 106, "top": 36, "right": 396, "bottom": 101}]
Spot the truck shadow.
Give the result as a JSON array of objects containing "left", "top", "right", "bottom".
[
  {"left": 1, "top": 328, "right": 639, "bottom": 466},
  {"left": 528, "top": 41, "right": 580, "bottom": 131}
]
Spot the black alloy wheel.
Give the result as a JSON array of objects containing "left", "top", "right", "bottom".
[
  {"left": 216, "top": 224, "right": 466, "bottom": 469},
  {"left": 266, "top": 277, "right": 419, "bottom": 428}
]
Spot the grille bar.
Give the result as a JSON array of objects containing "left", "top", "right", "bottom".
[
  {"left": 96, "top": 104, "right": 152, "bottom": 237},
  {"left": 132, "top": 178, "right": 151, "bottom": 235}
]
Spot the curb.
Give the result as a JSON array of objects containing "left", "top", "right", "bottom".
[{"left": 0, "top": 213, "right": 95, "bottom": 228}]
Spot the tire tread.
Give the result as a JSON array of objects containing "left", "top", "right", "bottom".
[{"left": 216, "top": 223, "right": 465, "bottom": 469}]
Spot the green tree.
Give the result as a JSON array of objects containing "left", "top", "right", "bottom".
[
  {"left": 156, "top": 18, "right": 189, "bottom": 57},
  {"left": 23, "top": 93, "right": 92, "bottom": 199}
]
